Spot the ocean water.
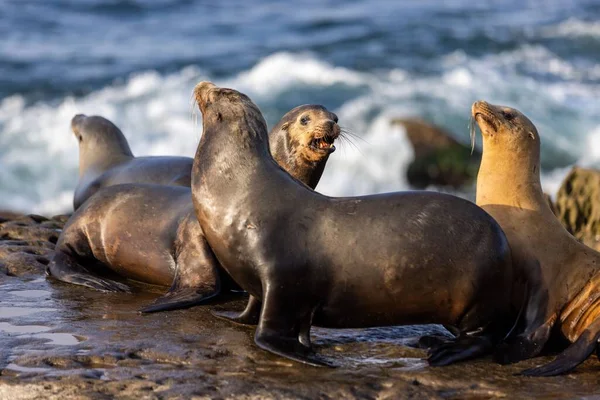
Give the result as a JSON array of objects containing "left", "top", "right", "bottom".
[{"left": 0, "top": 0, "right": 599, "bottom": 213}]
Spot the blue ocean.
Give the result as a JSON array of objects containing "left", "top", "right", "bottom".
[{"left": 1, "top": 0, "right": 599, "bottom": 213}]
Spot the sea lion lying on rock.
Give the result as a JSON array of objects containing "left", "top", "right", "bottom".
[
  {"left": 191, "top": 81, "right": 515, "bottom": 367},
  {"left": 72, "top": 115, "right": 194, "bottom": 210},
  {"left": 47, "top": 105, "right": 340, "bottom": 313}
]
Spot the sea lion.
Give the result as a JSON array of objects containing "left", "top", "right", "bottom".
[
  {"left": 72, "top": 115, "right": 193, "bottom": 210},
  {"left": 47, "top": 105, "right": 340, "bottom": 313},
  {"left": 473, "top": 100, "right": 600, "bottom": 376},
  {"left": 191, "top": 82, "right": 515, "bottom": 367}
]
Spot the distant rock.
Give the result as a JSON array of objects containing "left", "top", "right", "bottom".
[
  {"left": 555, "top": 167, "right": 600, "bottom": 251},
  {"left": 391, "top": 118, "right": 480, "bottom": 189}
]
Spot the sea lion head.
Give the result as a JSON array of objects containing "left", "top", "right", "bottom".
[
  {"left": 271, "top": 105, "right": 340, "bottom": 160},
  {"left": 71, "top": 114, "right": 133, "bottom": 156},
  {"left": 269, "top": 105, "right": 340, "bottom": 189},
  {"left": 193, "top": 81, "right": 268, "bottom": 146},
  {"left": 471, "top": 101, "right": 539, "bottom": 155},
  {"left": 472, "top": 101, "right": 543, "bottom": 206}
]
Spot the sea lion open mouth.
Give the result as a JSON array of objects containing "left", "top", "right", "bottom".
[
  {"left": 309, "top": 123, "right": 340, "bottom": 154},
  {"left": 310, "top": 134, "right": 337, "bottom": 153}
]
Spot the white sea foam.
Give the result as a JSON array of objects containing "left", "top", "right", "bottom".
[
  {"left": 541, "top": 18, "right": 600, "bottom": 39},
  {"left": 227, "top": 52, "right": 369, "bottom": 98},
  {"left": 0, "top": 50, "right": 597, "bottom": 213}
]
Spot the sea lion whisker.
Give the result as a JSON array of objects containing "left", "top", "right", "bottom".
[
  {"left": 337, "top": 135, "right": 364, "bottom": 156},
  {"left": 469, "top": 116, "right": 477, "bottom": 155},
  {"left": 340, "top": 127, "right": 369, "bottom": 144}
]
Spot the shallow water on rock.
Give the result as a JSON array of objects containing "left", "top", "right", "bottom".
[{"left": 1, "top": 274, "right": 600, "bottom": 399}]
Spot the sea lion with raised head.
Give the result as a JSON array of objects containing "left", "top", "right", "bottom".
[
  {"left": 191, "top": 81, "right": 515, "bottom": 367},
  {"left": 473, "top": 100, "right": 600, "bottom": 376},
  {"left": 47, "top": 105, "right": 340, "bottom": 313},
  {"left": 72, "top": 115, "right": 194, "bottom": 210}
]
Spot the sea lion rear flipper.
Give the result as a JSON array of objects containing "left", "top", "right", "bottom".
[
  {"left": 494, "top": 319, "right": 554, "bottom": 365},
  {"left": 520, "top": 319, "right": 600, "bottom": 377},
  {"left": 141, "top": 252, "right": 221, "bottom": 313},
  {"left": 140, "top": 286, "right": 219, "bottom": 313},
  {"left": 47, "top": 250, "right": 130, "bottom": 293},
  {"left": 212, "top": 295, "right": 261, "bottom": 325}
]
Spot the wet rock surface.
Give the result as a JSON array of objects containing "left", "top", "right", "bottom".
[
  {"left": 0, "top": 213, "right": 68, "bottom": 278},
  {"left": 555, "top": 167, "right": 600, "bottom": 251},
  {"left": 391, "top": 118, "right": 481, "bottom": 190},
  {"left": 1, "top": 215, "right": 600, "bottom": 399}
]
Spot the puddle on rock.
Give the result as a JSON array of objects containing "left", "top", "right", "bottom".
[
  {"left": 0, "top": 307, "right": 55, "bottom": 318},
  {"left": 8, "top": 290, "right": 51, "bottom": 298},
  {"left": 32, "top": 333, "right": 83, "bottom": 346},
  {"left": 0, "top": 322, "right": 51, "bottom": 334},
  {"left": 5, "top": 363, "right": 51, "bottom": 374}
]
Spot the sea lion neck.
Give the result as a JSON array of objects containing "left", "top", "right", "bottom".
[
  {"left": 192, "top": 85, "right": 274, "bottom": 199},
  {"left": 476, "top": 135, "right": 544, "bottom": 211},
  {"left": 268, "top": 128, "right": 329, "bottom": 190},
  {"left": 78, "top": 141, "right": 133, "bottom": 178}
]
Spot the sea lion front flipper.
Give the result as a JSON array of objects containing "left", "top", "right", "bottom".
[
  {"left": 47, "top": 250, "right": 130, "bottom": 293},
  {"left": 520, "top": 319, "right": 600, "bottom": 377},
  {"left": 140, "top": 286, "right": 219, "bottom": 313},
  {"left": 252, "top": 287, "right": 334, "bottom": 367},
  {"left": 212, "top": 295, "right": 261, "bottom": 325},
  {"left": 427, "top": 334, "right": 493, "bottom": 366}
]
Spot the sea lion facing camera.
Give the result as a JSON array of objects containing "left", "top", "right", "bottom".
[
  {"left": 473, "top": 100, "right": 600, "bottom": 376},
  {"left": 72, "top": 115, "right": 193, "bottom": 210},
  {"left": 47, "top": 105, "right": 340, "bottom": 313},
  {"left": 191, "top": 81, "right": 515, "bottom": 367}
]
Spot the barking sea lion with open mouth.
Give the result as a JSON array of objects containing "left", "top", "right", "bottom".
[
  {"left": 191, "top": 81, "right": 516, "bottom": 367},
  {"left": 473, "top": 100, "right": 600, "bottom": 376},
  {"left": 47, "top": 105, "right": 340, "bottom": 313}
]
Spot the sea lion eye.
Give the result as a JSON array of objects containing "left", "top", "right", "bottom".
[
  {"left": 501, "top": 110, "right": 515, "bottom": 120},
  {"left": 300, "top": 116, "right": 310, "bottom": 125},
  {"left": 78, "top": 135, "right": 83, "bottom": 142}
]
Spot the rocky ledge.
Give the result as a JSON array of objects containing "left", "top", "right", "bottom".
[{"left": 1, "top": 212, "right": 600, "bottom": 399}]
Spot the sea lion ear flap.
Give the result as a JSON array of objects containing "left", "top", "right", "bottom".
[
  {"left": 529, "top": 131, "right": 535, "bottom": 140},
  {"left": 280, "top": 122, "right": 290, "bottom": 131}
]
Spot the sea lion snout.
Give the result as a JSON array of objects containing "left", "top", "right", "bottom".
[
  {"left": 472, "top": 100, "right": 496, "bottom": 119},
  {"left": 310, "top": 119, "right": 339, "bottom": 154},
  {"left": 71, "top": 114, "right": 87, "bottom": 132},
  {"left": 71, "top": 114, "right": 87, "bottom": 141},
  {"left": 193, "top": 81, "right": 218, "bottom": 111},
  {"left": 472, "top": 101, "right": 499, "bottom": 133}
]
